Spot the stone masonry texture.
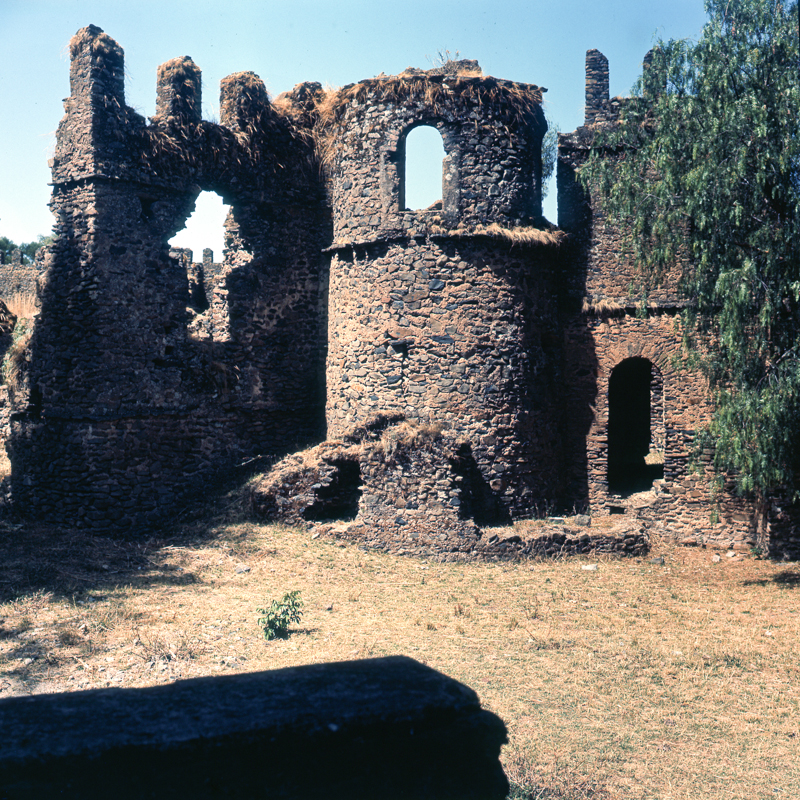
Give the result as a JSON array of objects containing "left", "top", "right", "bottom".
[{"left": 3, "top": 26, "right": 797, "bottom": 559}]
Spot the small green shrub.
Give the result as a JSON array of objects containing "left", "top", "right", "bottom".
[{"left": 257, "top": 590, "right": 303, "bottom": 640}]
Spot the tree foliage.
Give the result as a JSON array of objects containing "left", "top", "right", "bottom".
[
  {"left": 580, "top": 0, "right": 800, "bottom": 495},
  {"left": 0, "top": 234, "right": 53, "bottom": 264},
  {"left": 541, "top": 116, "right": 559, "bottom": 200}
]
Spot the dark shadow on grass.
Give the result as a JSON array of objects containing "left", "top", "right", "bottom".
[
  {"left": 743, "top": 570, "right": 800, "bottom": 588},
  {"left": 0, "top": 450, "right": 278, "bottom": 603},
  {"left": 0, "top": 520, "right": 211, "bottom": 603},
  {"left": 288, "top": 627, "right": 319, "bottom": 637}
]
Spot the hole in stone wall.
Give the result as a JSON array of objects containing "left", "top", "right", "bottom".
[
  {"left": 607, "top": 357, "right": 665, "bottom": 496},
  {"left": 169, "top": 191, "right": 228, "bottom": 264},
  {"left": 28, "top": 385, "right": 43, "bottom": 420},
  {"left": 139, "top": 196, "right": 155, "bottom": 221},
  {"left": 403, "top": 125, "right": 446, "bottom": 211},
  {"left": 302, "top": 459, "right": 362, "bottom": 522},
  {"left": 387, "top": 340, "right": 409, "bottom": 358}
]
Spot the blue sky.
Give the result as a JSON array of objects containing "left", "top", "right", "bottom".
[{"left": 0, "top": 0, "right": 709, "bottom": 257}]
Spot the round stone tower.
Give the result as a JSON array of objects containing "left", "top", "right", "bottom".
[{"left": 321, "top": 64, "right": 564, "bottom": 518}]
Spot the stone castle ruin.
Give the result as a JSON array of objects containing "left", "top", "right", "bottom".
[{"left": 5, "top": 26, "right": 798, "bottom": 558}]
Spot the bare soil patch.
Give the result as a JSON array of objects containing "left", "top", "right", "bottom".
[{"left": 0, "top": 511, "right": 797, "bottom": 800}]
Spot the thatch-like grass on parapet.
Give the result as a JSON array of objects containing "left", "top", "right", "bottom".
[
  {"left": 436, "top": 222, "right": 567, "bottom": 248},
  {"left": 312, "top": 67, "right": 545, "bottom": 174},
  {"left": 581, "top": 296, "right": 626, "bottom": 317},
  {"left": 316, "top": 73, "right": 544, "bottom": 129},
  {"left": 69, "top": 25, "right": 123, "bottom": 60}
]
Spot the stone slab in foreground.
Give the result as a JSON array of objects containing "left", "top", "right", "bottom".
[{"left": 0, "top": 655, "right": 508, "bottom": 799}]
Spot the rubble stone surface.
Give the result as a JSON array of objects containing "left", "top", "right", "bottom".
[{"left": 3, "top": 28, "right": 795, "bottom": 559}]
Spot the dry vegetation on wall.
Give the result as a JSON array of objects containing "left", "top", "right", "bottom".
[
  {"left": 431, "top": 222, "right": 567, "bottom": 247},
  {"left": 1, "top": 292, "right": 38, "bottom": 393},
  {"left": 311, "top": 70, "right": 545, "bottom": 174},
  {"left": 69, "top": 26, "right": 120, "bottom": 59},
  {"left": 4, "top": 291, "right": 37, "bottom": 322},
  {"left": 315, "top": 73, "right": 544, "bottom": 128},
  {"left": 329, "top": 221, "right": 567, "bottom": 252},
  {"left": 0, "top": 504, "right": 797, "bottom": 800}
]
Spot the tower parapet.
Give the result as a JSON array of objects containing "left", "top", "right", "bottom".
[
  {"left": 154, "top": 57, "right": 202, "bottom": 124},
  {"left": 320, "top": 66, "right": 547, "bottom": 246}
]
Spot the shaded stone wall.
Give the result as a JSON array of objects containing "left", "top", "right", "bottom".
[
  {"left": 8, "top": 26, "right": 329, "bottom": 529},
  {"left": 326, "top": 238, "right": 562, "bottom": 518},
  {"left": 0, "top": 656, "right": 510, "bottom": 800}
]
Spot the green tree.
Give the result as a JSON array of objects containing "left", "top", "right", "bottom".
[
  {"left": 0, "top": 237, "right": 17, "bottom": 263},
  {"left": 19, "top": 235, "right": 53, "bottom": 262},
  {"left": 0, "top": 234, "right": 52, "bottom": 264},
  {"left": 580, "top": 0, "right": 799, "bottom": 496},
  {"left": 541, "top": 116, "right": 559, "bottom": 201}
]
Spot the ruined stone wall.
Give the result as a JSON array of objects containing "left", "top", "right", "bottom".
[
  {"left": 249, "top": 416, "right": 649, "bottom": 561},
  {"left": 8, "top": 26, "right": 329, "bottom": 529},
  {"left": 9, "top": 29, "right": 794, "bottom": 557},
  {"left": 555, "top": 48, "right": 761, "bottom": 552}
]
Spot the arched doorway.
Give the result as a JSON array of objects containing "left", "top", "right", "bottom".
[{"left": 607, "top": 357, "right": 665, "bottom": 496}]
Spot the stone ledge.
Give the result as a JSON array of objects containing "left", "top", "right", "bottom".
[{"left": 0, "top": 656, "right": 508, "bottom": 799}]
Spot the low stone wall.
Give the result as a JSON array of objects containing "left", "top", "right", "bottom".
[
  {"left": 250, "top": 416, "right": 650, "bottom": 561},
  {"left": 0, "top": 249, "right": 42, "bottom": 302},
  {"left": 324, "top": 521, "right": 650, "bottom": 562},
  {"left": 0, "top": 656, "right": 509, "bottom": 799}
]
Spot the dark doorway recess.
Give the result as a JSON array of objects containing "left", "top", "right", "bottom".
[
  {"left": 607, "top": 357, "right": 664, "bottom": 496},
  {"left": 449, "top": 443, "right": 511, "bottom": 526},
  {"left": 302, "top": 460, "right": 362, "bottom": 522}
]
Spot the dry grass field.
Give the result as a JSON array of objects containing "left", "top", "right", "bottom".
[{"left": 0, "top": 500, "right": 797, "bottom": 800}]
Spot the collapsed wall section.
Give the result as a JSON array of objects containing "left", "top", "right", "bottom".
[{"left": 249, "top": 416, "right": 649, "bottom": 560}]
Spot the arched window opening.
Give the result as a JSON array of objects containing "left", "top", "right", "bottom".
[
  {"left": 607, "top": 357, "right": 665, "bottom": 496},
  {"left": 402, "top": 125, "right": 446, "bottom": 211},
  {"left": 169, "top": 191, "right": 229, "bottom": 311}
]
